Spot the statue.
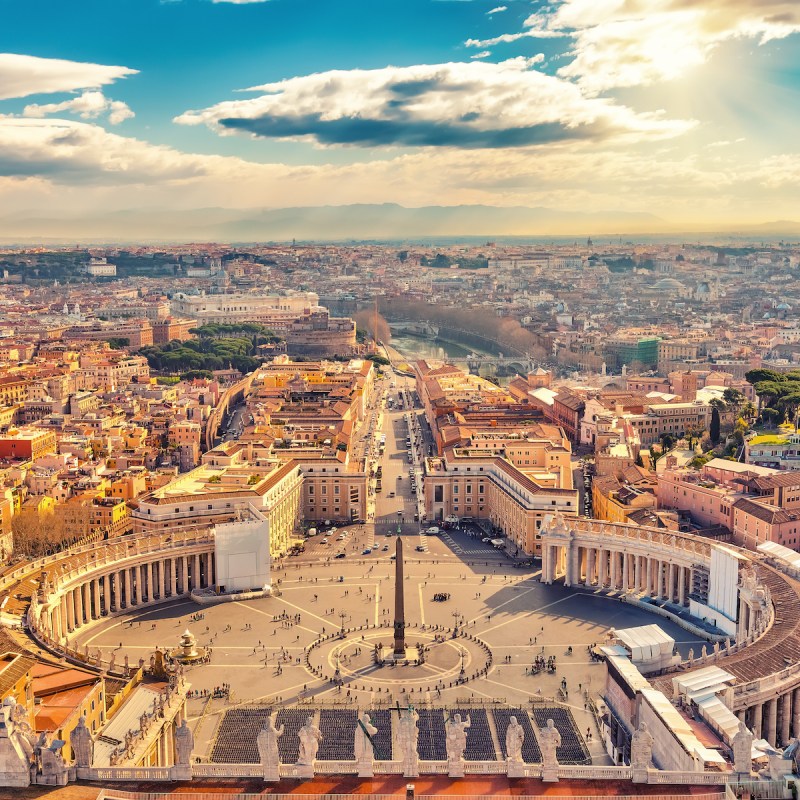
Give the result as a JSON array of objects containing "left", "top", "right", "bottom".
[
  {"left": 445, "top": 713, "right": 471, "bottom": 776},
  {"left": 256, "top": 713, "right": 284, "bottom": 782},
  {"left": 0, "top": 716, "right": 31, "bottom": 787},
  {"left": 540, "top": 718, "right": 561, "bottom": 782},
  {"left": 108, "top": 652, "right": 116, "bottom": 672},
  {"left": 297, "top": 716, "right": 322, "bottom": 767},
  {"left": 354, "top": 712, "right": 378, "bottom": 777},
  {"left": 40, "top": 740, "right": 68, "bottom": 786},
  {"left": 398, "top": 707, "right": 419, "bottom": 777},
  {"left": 174, "top": 719, "right": 193, "bottom": 766},
  {"left": 70, "top": 715, "right": 93, "bottom": 768},
  {"left": 506, "top": 716, "right": 525, "bottom": 763},
  {"left": 732, "top": 720, "right": 754, "bottom": 776},
  {"left": 631, "top": 722, "right": 654, "bottom": 781}
]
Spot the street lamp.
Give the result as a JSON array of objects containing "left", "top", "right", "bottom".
[
  {"left": 339, "top": 610, "right": 347, "bottom": 638},
  {"left": 459, "top": 646, "right": 466, "bottom": 680}
]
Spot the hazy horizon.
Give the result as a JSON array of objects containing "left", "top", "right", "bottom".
[{"left": 1, "top": 0, "right": 800, "bottom": 237}]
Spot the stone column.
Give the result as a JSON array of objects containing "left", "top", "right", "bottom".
[
  {"left": 65, "top": 591, "right": 75, "bottom": 632},
  {"left": 158, "top": 561, "right": 166, "bottom": 599},
  {"left": 792, "top": 688, "right": 800, "bottom": 738},
  {"left": 103, "top": 573, "right": 111, "bottom": 613},
  {"left": 193, "top": 554, "right": 200, "bottom": 591},
  {"left": 585, "top": 548, "right": 595, "bottom": 588},
  {"left": 622, "top": 552, "right": 630, "bottom": 592},
  {"left": 608, "top": 551, "right": 617, "bottom": 590},
  {"left": 93, "top": 579, "right": 101, "bottom": 619},
  {"left": 52, "top": 604, "right": 61, "bottom": 640},
  {"left": 74, "top": 588, "right": 83, "bottom": 629},
  {"left": 170, "top": 558, "right": 178, "bottom": 596},
  {"left": 678, "top": 566, "right": 686, "bottom": 606},
  {"left": 82, "top": 582, "right": 92, "bottom": 625},
  {"left": 668, "top": 563, "right": 677, "bottom": 603},
  {"left": 634, "top": 554, "right": 641, "bottom": 594},
  {"left": 766, "top": 697, "right": 778, "bottom": 746},
  {"left": 781, "top": 693, "right": 792, "bottom": 746},
  {"left": 752, "top": 703, "right": 763, "bottom": 739},
  {"left": 124, "top": 567, "right": 132, "bottom": 608}
]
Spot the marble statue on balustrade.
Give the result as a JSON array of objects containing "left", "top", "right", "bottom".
[
  {"left": 70, "top": 715, "right": 94, "bottom": 769},
  {"left": 732, "top": 720, "right": 754, "bottom": 777},
  {"left": 539, "top": 718, "right": 561, "bottom": 782},
  {"left": 398, "top": 707, "right": 419, "bottom": 778},
  {"left": 0, "top": 714, "right": 31, "bottom": 787},
  {"left": 506, "top": 715, "right": 525, "bottom": 777},
  {"left": 355, "top": 712, "right": 379, "bottom": 777},
  {"left": 257, "top": 713, "right": 284, "bottom": 782},
  {"left": 39, "top": 739, "right": 68, "bottom": 786},
  {"left": 297, "top": 715, "right": 322, "bottom": 777},
  {"left": 173, "top": 719, "right": 194, "bottom": 780},
  {"left": 445, "top": 713, "right": 471, "bottom": 777},
  {"left": 631, "top": 722, "right": 654, "bottom": 782}
]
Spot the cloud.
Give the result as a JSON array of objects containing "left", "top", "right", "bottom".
[
  {"left": 22, "top": 90, "right": 134, "bottom": 125},
  {"left": 518, "top": 0, "right": 800, "bottom": 93},
  {"left": 175, "top": 58, "right": 693, "bottom": 149},
  {"left": 471, "top": 51, "right": 492, "bottom": 59},
  {"left": 0, "top": 53, "right": 137, "bottom": 101},
  {"left": 0, "top": 118, "right": 214, "bottom": 183},
  {"left": 488, "top": 5, "right": 507, "bottom": 13}
]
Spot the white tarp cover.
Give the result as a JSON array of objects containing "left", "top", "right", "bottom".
[
  {"left": 758, "top": 540, "right": 800, "bottom": 570},
  {"left": 696, "top": 693, "right": 741, "bottom": 744},
  {"left": 641, "top": 688, "right": 726, "bottom": 765},
  {"left": 614, "top": 624, "right": 674, "bottom": 662},
  {"left": 672, "top": 665, "right": 736, "bottom": 699}
]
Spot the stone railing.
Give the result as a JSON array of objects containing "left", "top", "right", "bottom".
[
  {"left": 558, "top": 765, "right": 632, "bottom": 780},
  {"left": 82, "top": 766, "right": 175, "bottom": 782},
  {"left": 192, "top": 763, "right": 263, "bottom": 778},
  {"left": 647, "top": 770, "right": 730, "bottom": 785}
]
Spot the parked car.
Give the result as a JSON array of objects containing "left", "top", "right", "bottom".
[{"left": 335, "top": 552, "right": 346, "bottom": 559}]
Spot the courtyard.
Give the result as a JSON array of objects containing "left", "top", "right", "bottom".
[{"left": 72, "top": 525, "right": 706, "bottom": 761}]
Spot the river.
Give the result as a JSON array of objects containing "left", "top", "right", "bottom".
[{"left": 389, "top": 333, "right": 495, "bottom": 362}]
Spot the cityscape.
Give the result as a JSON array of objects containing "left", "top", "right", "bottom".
[{"left": 2, "top": 1, "right": 800, "bottom": 799}]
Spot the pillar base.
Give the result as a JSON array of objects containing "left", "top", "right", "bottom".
[
  {"left": 448, "top": 759, "right": 464, "bottom": 778},
  {"left": 357, "top": 759, "right": 374, "bottom": 778},
  {"left": 262, "top": 766, "right": 280, "bottom": 782},
  {"left": 295, "top": 762, "right": 315, "bottom": 779},
  {"left": 541, "top": 765, "right": 559, "bottom": 782},
  {"left": 507, "top": 759, "right": 525, "bottom": 778},
  {"left": 632, "top": 768, "right": 649, "bottom": 784}
]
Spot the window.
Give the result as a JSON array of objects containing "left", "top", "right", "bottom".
[{"left": 434, "top": 485, "right": 443, "bottom": 503}]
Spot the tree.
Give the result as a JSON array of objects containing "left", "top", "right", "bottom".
[
  {"left": 723, "top": 387, "right": 745, "bottom": 410},
  {"left": 710, "top": 406, "right": 721, "bottom": 444}
]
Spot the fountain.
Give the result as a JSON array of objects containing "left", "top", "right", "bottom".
[{"left": 169, "top": 629, "right": 208, "bottom": 665}]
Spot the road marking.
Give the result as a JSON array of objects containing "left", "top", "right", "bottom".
[{"left": 417, "top": 582, "right": 426, "bottom": 625}]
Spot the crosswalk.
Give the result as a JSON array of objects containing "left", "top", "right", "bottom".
[{"left": 440, "top": 531, "right": 507, "bottom": 557}]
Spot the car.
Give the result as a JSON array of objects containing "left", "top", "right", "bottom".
[
  {"left": 482, "top": 537, "right": 491, "bottom": 543},
  {"left": 415, "top": 545, "right": 425, "bottom": 552},
  {"left": 390, "top": 554, "right": 397, "bottom": 560},
  {"left": 335, "top": 552, "right": 346, "bottom": 559},
  {"left": 388, "top": 491, "right": 395, "bottom": 498},
  {"left": 362, "top": 548, "right": 372, "bottom": 555},
  {"left": 426, "top": 526, "right": 440, "bottom": 534},
  {"left": 329, "top": 527, "right": 338, "bottom": 534},
  {"left": 382, "top": 544, "right": 389, "bottom": 551},
  {"left": 321, "top": 538, "right": 329, "bottom": 544},
  {"left": 385, "top": 532, "right": 393, "bottom": 537},
  {"left": 337, "top": 535, "right": 345, "bottom": 541}
]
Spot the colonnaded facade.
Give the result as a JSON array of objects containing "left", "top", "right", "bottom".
[{"left": 2, "top": 513, "right": 800, "bottom": 790}]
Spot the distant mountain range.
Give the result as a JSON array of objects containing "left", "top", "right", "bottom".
[{"left": 1, "top": 203, "right": 799, "bottom": 243}]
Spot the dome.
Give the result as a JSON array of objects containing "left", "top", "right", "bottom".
[{"left": 653, "top": 278, "right": 686, "bottom": 290}]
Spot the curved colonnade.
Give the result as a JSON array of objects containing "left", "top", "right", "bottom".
[
  {"left": 0, "top": 530, "right": 215, "bottom": 675},
  {"left": 2, "top": 517, "right": 800, "bottom": 748},
  {"left": 541, "top": 516, "right": 800, "bottom": 747}
]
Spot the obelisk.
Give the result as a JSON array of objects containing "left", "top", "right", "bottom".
[{"left": 393, "top": 536, "right": 405, "bottom": 656}]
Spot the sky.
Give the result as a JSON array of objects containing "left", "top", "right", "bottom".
[{"left": 1, "top": 0, "right": 800, "bottom": 235}]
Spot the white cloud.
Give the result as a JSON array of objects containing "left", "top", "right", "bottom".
[
  {"left": 175, "top": 58, "right": 693, "bottom": 149},
  {"left": 520, "top": 0, "right": 800, "bottom": 93},
  {"left": 23, "top": 90, "right": 134, "bottom": 125},
  {"left": 471, "top": 51, "right": 492, "bottom": 59},
  {"left": 0, "top": 53, "right": 137, "bottom": 101},
  {"left": 488, "top": 5, "right": 507, "bottom": 13}
]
